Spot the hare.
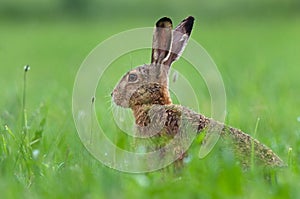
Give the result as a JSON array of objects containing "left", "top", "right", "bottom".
[{"left": 111, "top": 16, "right": 285, "bottom": 169}]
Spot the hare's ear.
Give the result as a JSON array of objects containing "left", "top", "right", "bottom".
[
  {"left": 164, "top": 16, "right": 194, "bottom": 67},
  {"left": 151, "top": 17, "right": 173, "bottom": 65}
]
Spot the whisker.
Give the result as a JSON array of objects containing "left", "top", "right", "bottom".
[
  {"left": 105, "top": 97, "right": 112, "bottom": 106},
  {"left": 104, "top": 94, "right": 111, "bottom": 99},
  {"left": 108, "top": 101, "right": 115, "bottom": 112}
]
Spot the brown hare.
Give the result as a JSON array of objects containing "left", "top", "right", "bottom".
[{"left": 111, "top": 16, "right": 285, "bottom": 169}]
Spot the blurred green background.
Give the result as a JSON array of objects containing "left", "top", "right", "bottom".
[{"left": 1, "top": 0, "right": 300, "bottom": 198}]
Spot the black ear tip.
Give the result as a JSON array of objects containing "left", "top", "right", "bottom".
[
  {"left": 186, "top": 16, "right": 195, "bottom": 21},
  {"left": 156, "top": 17, "right": 173, "bottom": 27},
  {"left": 183, "top": 16, "right": 195, "bottom": 35}
]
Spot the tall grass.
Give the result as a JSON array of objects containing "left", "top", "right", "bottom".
[
  {"left": 0, "top": 15, "right": 299, "bottom": 198},
  {"left": 1, "top": 66, "right": 48, "bottom": 188}
]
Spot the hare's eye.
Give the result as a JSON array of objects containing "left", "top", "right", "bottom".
[{"left": 128, "top": 73, "right": 138, "bottom": 82}]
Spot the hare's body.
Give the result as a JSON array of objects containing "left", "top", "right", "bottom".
[
  {"left": 112, "top": 16, "right": 285, "bottom": 169},
  {"left": 130, "top": 103, "right": 284, "bottom": 167}
]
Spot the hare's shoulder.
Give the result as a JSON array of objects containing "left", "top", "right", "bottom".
[{"left": 136, "top": 104, "right": 210, "bottom": 133}]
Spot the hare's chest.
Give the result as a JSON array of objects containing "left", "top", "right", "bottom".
[{"left": 134, "top": 105, "right": 182, "bottom": 138}]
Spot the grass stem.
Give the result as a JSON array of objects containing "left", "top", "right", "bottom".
[
  {"left": 251, "top": 117, "right": 260, "bottom": 171},
  {"left": 22, "top": 65, "right": 30, "bottom": 135}
]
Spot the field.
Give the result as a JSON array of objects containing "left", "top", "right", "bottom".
[{"left": 1, "top": 1, "right": 300, "bottom": 198}]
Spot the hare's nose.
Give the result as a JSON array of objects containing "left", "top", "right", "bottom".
[{"left": 111, "top": 92, "right": 113, "bottom": 97}]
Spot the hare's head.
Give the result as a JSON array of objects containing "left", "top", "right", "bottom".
[{"left": 112, "top": 16, "right": 194, "bottom": 108}]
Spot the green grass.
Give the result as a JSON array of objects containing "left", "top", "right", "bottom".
[{"left": 1, "top": 14, "right": 300, "bottom": 198}]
